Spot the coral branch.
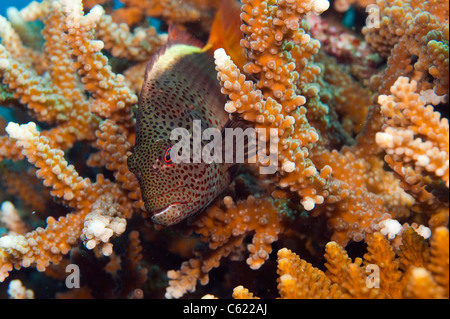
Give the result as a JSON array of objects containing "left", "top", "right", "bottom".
[{"left": 0, "top": 0, "right": 448, "bottom": 299}]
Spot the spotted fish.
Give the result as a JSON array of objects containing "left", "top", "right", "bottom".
[{"left": 127, "top": 0, "right": 244, "bottom": 226}]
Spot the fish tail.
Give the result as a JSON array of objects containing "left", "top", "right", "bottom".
[{"left": 205, "top": 0, "right": 245, "bottom": 70}]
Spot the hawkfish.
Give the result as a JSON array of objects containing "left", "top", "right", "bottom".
[{"left": 127, "top": 0, "right": 245, "bottom": 226}]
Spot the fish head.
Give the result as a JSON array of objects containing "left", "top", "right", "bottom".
[
  {"left": 128, "top": 138, "right": 223, "bottom": 226},
  {"left": 127, "top": 17, "right": 240, "bottom": 226}
]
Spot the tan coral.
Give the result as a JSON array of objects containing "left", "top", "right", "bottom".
[
  {"left": 363, "top": 0, "right": 449, "bottom": 95},
  {"left": 232, "top": 227, "right": 449, "bottom": 299},
  {"left": 376, "top": 77, "right": 449, "bottom": 194},
  {"left": 0, "top": 121, "right": 131, "bottom": 281},
  {"left": 166, "top": 195, "right": 283, "bottom": 298},
  {"left": 0, "top": 0, "right": 448, "bottom": 300}
]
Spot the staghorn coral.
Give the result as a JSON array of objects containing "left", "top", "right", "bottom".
[
  {"left": 0, "top": 0, "right": 448, "bottom": 300},
  {"left": 165, "top": 195, "right": 283, "bottom": 298},
  {"left": 362, "top": 0, "right": 449, "bottom": 95},
  {"left": 116, "top": 0, "right": 220, "bottom": 29},
  {"left": 213, "top": 0, "right": 420, "bottom": 248},
  {"left": 95, "top": 14, "right": 167, "bottom": 62},
  {"left": 7, "top": 279, "right": 34, "bottom": 299},
  {"left": 376, "top": 76, "right": 449, "bottom": 204},
  {"left": 224, "top": 226, "right": 448, "bottom": 299},
  {"left": 0, "top": 0, "right": 143, "bottom": 282},
  {"left": 333, "top": 0, "right": 377, "bottom": 12},
  {"left": 81, "top": 193, "right": 127, "bottom": 256},
  {"left": 214, "top": 0, "right": 341, "bottom": 214},
  {"left": 0, "top": 201, "right": 29, "bottom": 235}
]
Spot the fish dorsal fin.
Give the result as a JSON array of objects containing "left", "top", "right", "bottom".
[
  {"left": 143, "top": 1, "right": 243, "bottom": 81},
  {"left": 168, "top": 24, "right": 204, "bottom": 48},
  {"left": 205, "top": 0, "right": 246, "bottom": 71},
  {"left": 142, "top": 25, "right": 205, "bottom": 87}
]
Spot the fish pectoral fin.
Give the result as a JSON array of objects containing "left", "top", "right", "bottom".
[{"left": 127, "top": 153, "right": 136, "bottom": 173}]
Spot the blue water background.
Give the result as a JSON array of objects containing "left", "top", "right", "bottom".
[
  {"left": 0, "top": 0, "right": 31, "bottom": 17},
  {"left": 0, "top": 1, "right": 32, "bottom": 119},
  {"left": 1, "top": 0, "right": 125, "bottom": 17}
]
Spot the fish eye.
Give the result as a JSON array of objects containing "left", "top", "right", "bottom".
[{"left": 163, "top": 146, "right": 174, "bottom": 166}]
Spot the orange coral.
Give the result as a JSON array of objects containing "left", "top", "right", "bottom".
[
  {"left": 166, "top": 195, "right": 283, "bottom": 298},
  {"left": 0, "top": 0, "right": 149, "bottom": 282},
  {"left": 95, "top": 14, "right": 167, "bottom": 62},
  {"left": 0, "top": 122, "right": 131, "bottom": 280},
  {"left": 230, "top": 226, "right": 449, "bottom": 299},
  {"left": 0, "top": 6, "right": 97, "bottom": 151},
  {"left": 333, "top": 0, "right": 376, "bottom": 12},
  {"left": 0, "top": 169, "right": 51, "bottom": 214},
  {"left": 277, "top": 246, "right": 342, "bottom": 298},
  {"left": 428, "top": 226, "right": 449, "bottom": 296},
  {"left": 60, "top": 0, "right": 137, "bottom": 125},
  {"left": 362, "top": 232, "right": 402, "bottom": 297},
  {"left": 319, "top": 53, "right": 372, "bottom": 136},
  {"left": 88, "top": 119, "right": 144, "bottom": 212},
  {"left": 376, "top": 77, "right": 449, "bottom": 191},
  {"left": 214, "top": 0, "right": 343, "bottom": 214},
  {"left": 118, "top": 0, "right": 220, "bottom": 27},
  {"left": 0, "top": 0, "right": 448, "bottom": 300},
  {"left": 0, "top": 201, "right": 29, "bottom": 235},
  {"left": 232, "top": 285, "right": 260, "bottom": 299},
  {"left": 363, "top": 0, "right": 449, "bottom": 95}
]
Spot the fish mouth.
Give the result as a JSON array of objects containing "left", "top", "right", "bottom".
[
  {"left": 151, "top": 203, "right": 183, "bottom": 216},
  {"left": 150, "top": 201, "right": 195, "bottom": 226}
]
